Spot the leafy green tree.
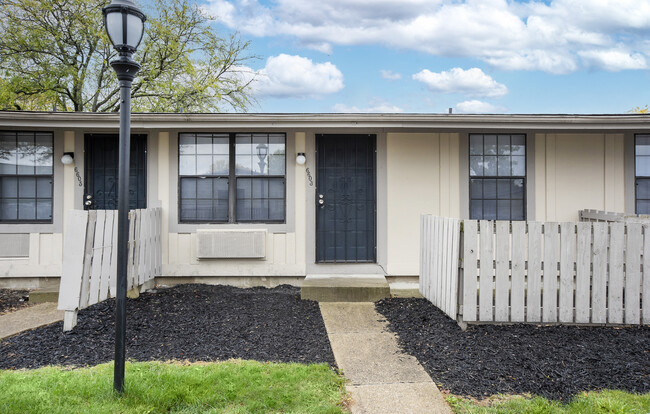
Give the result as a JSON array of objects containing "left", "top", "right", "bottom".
[{"left": 0, "top": 0, "right": 256, "bottom": 112}]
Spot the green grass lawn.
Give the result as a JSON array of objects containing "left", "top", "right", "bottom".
[
  {"left": 0, "top": 360, "right": 348, "bottom": 414},
  {"left": 447, "top": 390, "right": 650, "bottom": 414}
]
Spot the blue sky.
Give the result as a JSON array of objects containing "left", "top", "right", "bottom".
[{"left": 196, "top": 0, "right": 650, "bottom": 114}]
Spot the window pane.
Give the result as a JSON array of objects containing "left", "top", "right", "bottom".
[
  {"left": 511, "top": 135, "right": 526, "bottom": 155},
  {"left": 179, "top": 134, "right": 196, "bottom": 155},
  {"left": 483, "top": 200, "right": 497, "bottom": 220},
  {"left": 212, "top": 155, "right": 228, "bottom": 175},
  {"left": 483, "top": 156, "right": 497, "bottom": 176},
  {"left": 0, "top": 134, "right": 16, "bottom": 174},
  {"left": 511, "top": 200, "right": 525, "bottom": 220},
  {"left": 497, "top": 179, "right": 510, "bottom": 199},
  {"left": 497, "top": 200, "right": 510, "bottom": 220},
  {"left": 19, "top": 177, "right": 36, "bottom": 198},
  {"left": 1, "top": 199, "right": 17, "bottom": 220},
  {"left": 511, "top": 155, "right": 526, "bottom": 176},
  {"left": 196, "top": 199, "right": 212, "bottom": 220},
  {"left": 180, "top": 178, "right": 196, "bottom": 199},
  {"left": 511, "top": 179, "right": 525, "bottom": 199},
  {"left": 214, "top": 178, "right": 228, "bottom": 201},
  {"left": 484, "top": 135, "right": 497, "bottom": 155},
  {"left": 638, "top": 179, "right": 650, "bottom": 199},
  {"left": 268, "top": 153, "right": 285, "bottom": 175},
  {"left": 269, "top": 199, "right": 284, "bottom": 220},
  {"left": 269, "top": 178, "right": 284, "bottom": 198},
  {"left": 179, "top": 155, "right": 196, "bottom": 175},
  {"left": 252, "top": 179, "right": 268, "bottom": 198},
  {"left": 196, "top": 178, "right": 213, "bottom": 198},
  {"left": 235, "top": 134, "right": 252, "bottom": 154},
  {"left": 37, "top": 177, "right": 52, "bottom": 198},
  {"left": 213, "top": 136, "right": 229, "bottom": 154},
  {"left": 498, "top": 135, "right": 510, "bottom": 155},
  {"left": 470, "top": 179, "right": 482, "bottom": 199},
  {"left": 36, "top": 199, "right": 52, "bottom": 220},
  {"left": 1, "top": 177, "right": 18, "bottom": 197},
  {"left": 637, "top": 136, "right": 650, "bottom": 156},
  {"left": 236, "top": 178, "right": 252, "bottom": 200},
  {"left": 196, "top": 135, "right": 212, "bottom": 154},
  {"left": 469, "top": 135, "right": 483, "bottom": 155},
  {"left": 637, "top": 155, "right": 650, "bottom": 176},
  {"left": 497, "top": 155, "right": 510, "bottom": 176},
  {"left": 252, "top": 199, "right": 269, "bottom": 220},
  {"left": 180, "top": 199, "right": 196, "bottom": 221},
  {"left": 236, "top": 154, "right": 252, "bottom": 175},
  {"left": 195, "top": 155, "right": 213, "bottom": 175},
  {"left": 483, "top": 179, "right": 497, "bottom": 199},
  {"left": 237, "top": 199, "right": 251, "bottom": 221},
  {"left": 469, "top": 156, "right": 483, "bottom": 176},
  {"left": 470, "top": 200, "right": 482, "bottom": 219},
  {"left": 18, "top": 199, "right": 36, "bottom": 220}
]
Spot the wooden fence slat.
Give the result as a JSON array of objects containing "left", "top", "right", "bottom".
[
  {"left": 88, "top": 210, "right": 106, "bottom": 307},
  {"left": 424, "top": 216, "right": 431, "bottom": 302},
  {"left": 419, "top": 216, "right": 426, "bottom": 297},
  {"left": 443, "top": 217, "right": 452, "bottom": 313},
  {"left": 99, "top": 210, "right": 114, "bottom": 301},
  {"left": 479, "top": 220, "right": 494, "bottom": 322},
  {"left": 138, "top": 209, "right": 148, "bottom": 285},
  {"left": 128, "top": 210, "right": 139, "bottom": 290},
  {"left": 625, "top": 223, "right": 642, "bottom": 324},
  {"left": 436, "top": 216, "right": 444, "bottom": 309},
  {"left": 559, "top": 222, "right": 576, "bottom": 323},
  {"left": 591, "top": 222, "right": 608, "bottom": 323},
  {"left": 575, "top": 222, "right": 592, "bottom": 323},
  {"left": 641, "top": 224, "right": 650, "bottom": 325},
  {"left": 58, "top": 210, "right": 89, "bottom": 311},
  {"left": 462, "top": 220, "right": 478, "bottom": 322},
  {"left": 109, "top": 213, "right": 119, "bottom": 298},
  {"left": 527, "top": 222, "right": 542, "bottom": 322},
  {"left": 495, "top": 221, "right": 510, "bottom": 322},
  {"left": 510, "top": 221, "right": 526, "bottom": 322},
  {"left": 543, "top": 222, "right": 559, "bottom": 323},
  {"left": 79, "top": 211, "right": 97, "bottom": 309},
  {"left": 608, "top": 222, "right": 625, "bottom": 324},
  {"left": 449, "top": 218, "right": 460, "bottom": 318}
]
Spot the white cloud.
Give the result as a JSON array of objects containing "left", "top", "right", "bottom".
[
  {"left": 380, "top": 70, "right": 402, "bottom": 80},
  {"left": 456, "top": 100, "right": 506, "bottom": 114},
  {"left": 203, "top": 0, "right": 650, "bottom": 73},
  {"left": 252, "top": 54, "right": 344, "bottom": 98},
  {"left": 333, "top": 102, "right": 403, "bottom": 113},
  {"left": 579, "top": 49, "right": 648, "bottom": 71},
  {"left": 413, "top": 68, "right": 508, "bottom": 98}
]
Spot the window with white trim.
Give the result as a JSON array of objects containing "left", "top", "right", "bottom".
[
  {"left": 0, "top": 131, "right": 53, "bottom": 223},
  {"left": 179, "top": 132, "right": 286, "bottom": 223},
  {"left": 469, "top": 134, "right": 526, "bottom": 220}
]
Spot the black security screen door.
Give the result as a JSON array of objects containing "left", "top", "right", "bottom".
[
  {"left": 316, "top": 134, "right": 376, "bottom": 263},
  {"left": 84, "top": 134, "right": 147, "bottom": 210}
]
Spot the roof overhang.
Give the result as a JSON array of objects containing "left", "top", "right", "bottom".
[{"left": 0, "top": 111, "right": 649, "bottom": 131}]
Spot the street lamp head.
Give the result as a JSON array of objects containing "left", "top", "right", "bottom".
[{"left": 103, "top": 0, "right": 146, "bottom": 57}]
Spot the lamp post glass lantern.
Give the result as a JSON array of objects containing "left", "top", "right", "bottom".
[{"left": 103, "top": 0, "right": 145, "bottom": 394}]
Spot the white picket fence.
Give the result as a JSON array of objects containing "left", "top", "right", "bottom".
[
  {"left": 58, "top": 208, "right": 162, "bottom": 331},
  {"left": 420, "top": 215, "right": 650, "bottom": 326}
]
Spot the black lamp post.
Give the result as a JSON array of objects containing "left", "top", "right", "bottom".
[{"left": 102, "top": 0, "right": 146, "bottom": 394}]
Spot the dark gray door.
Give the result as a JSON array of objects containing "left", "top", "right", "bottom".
[
  {"left": 84, "top": 134, "right": 147, "bottom": 210},
  {"left": 316, "top": 134, "right": 376, "bottom": 263}
]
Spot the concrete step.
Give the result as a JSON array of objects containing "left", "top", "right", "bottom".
[
  {"left": 28, "top": 289, "right": 59, "bottom": 304},
  {"left": 301, "top": 274, "right": 390, "bottom": 302}
]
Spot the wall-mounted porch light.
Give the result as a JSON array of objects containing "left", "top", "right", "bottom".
[
  {"left": 61, "top": 152, "right": 74, "bottom": 165},
  {"left": 296, "top": 153, "right": 306, "bottom": 165}
]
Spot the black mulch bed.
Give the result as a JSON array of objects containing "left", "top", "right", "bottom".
[
  {"left": 376, "top": 297, "right": 650, "bottom": 401},
  {"left": 0, "top": 284, "right": 336, "bottom": 369},
  {"left": 0, "top": 289, "right": 31, "bottom": 315}
]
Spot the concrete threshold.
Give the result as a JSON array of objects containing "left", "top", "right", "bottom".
[
  {"left": 301, "top": 274, "right": 390, "bottom": 302},
  {"left": 320, "top": 302, "right": 452, "bottom": 414}
]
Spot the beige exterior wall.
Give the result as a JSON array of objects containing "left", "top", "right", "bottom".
[
  {"left": 386, "top": 133, "right": 460, "bottom": 275},
  {"left": 534, "top": 133, "right": 626, "bottom": 221}
]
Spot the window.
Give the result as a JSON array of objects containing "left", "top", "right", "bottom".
[
  {"left": 469, "top": 134, "right": 525, "bottom": 220},
  {"left": 179, "top": 132, "right": 285, "bottom": 223},
  {"left": 0, "top": 131, "right": 53, "bottom": 223},
  {"left": 635, "top": 135, "right": 650, "bottom": 214}
]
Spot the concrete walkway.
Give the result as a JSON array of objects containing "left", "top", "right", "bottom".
[
  {"left": 320, "top": 302, "right": 452, "bottom": 414},
  {"left": 0, "top": 303, "right": 64, "bottom": 339}
]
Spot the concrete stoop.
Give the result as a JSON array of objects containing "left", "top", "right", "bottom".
[
  {"left": 28, "top": 288, "right": 59, "bottom": 304},
  {"left": 301, "top": 274, "right": 390, "bottom": 302}
]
